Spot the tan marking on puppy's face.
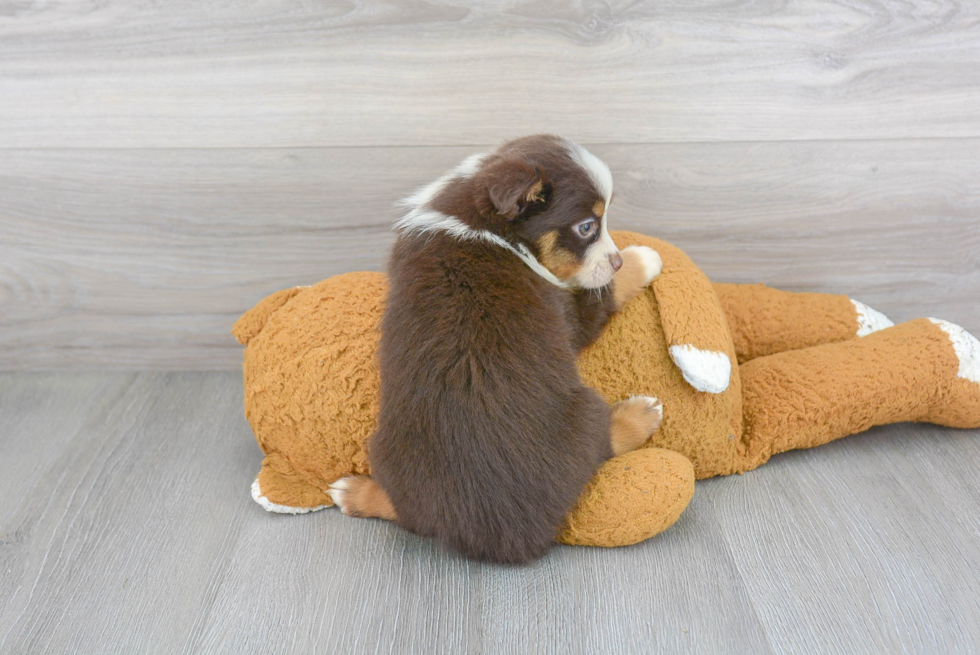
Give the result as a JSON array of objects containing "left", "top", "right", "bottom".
[
  {"left": 592, "top": 199, "right": 605, "bottom": 218},
  {"left": 526, "top": 180, "right": 547, "bottom": 204},
  {"left": 573, "top": 217, "right": 620, "bottom": 289},
  {"left": 537, "top": 230, "right": 583, "bottom": 281}
]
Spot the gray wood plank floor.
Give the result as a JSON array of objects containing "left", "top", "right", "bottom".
[{"left": 2, "top": 372, "right": 979, "bottom": 653}]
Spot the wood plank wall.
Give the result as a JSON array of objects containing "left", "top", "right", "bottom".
[{"left": 2, "top": 1, "right": 978, "bottom": 369}]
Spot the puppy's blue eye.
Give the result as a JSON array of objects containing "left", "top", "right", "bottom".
[{"left": 576, "top": 219, "right": 597, "bottom": 238}]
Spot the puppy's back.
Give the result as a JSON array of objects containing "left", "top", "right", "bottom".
[{"left": 370, "top": 233, "right": 609, "bottom": 563}]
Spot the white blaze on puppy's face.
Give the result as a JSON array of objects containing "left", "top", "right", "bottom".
[
  {"left": 564, "top": 142, "right": 620, "bottom": 289},
  {"left": 573, "top": 214, "right": 620, "bottom": 289},
  {"left": 566, "top": 141, "right": 613, "bottom": 203}
]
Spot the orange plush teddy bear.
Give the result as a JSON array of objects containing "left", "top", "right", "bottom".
[{"left": 234, "top": 231, "right": 980, "bottom": 548}]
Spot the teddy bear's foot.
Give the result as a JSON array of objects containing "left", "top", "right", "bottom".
[
  {"left": 610, "top": 395, "right": 663, "bottom": 456},
  {"left": 851, "top": 299, "right": 894, "bottom": 336},
  {"left": 921, "top": 318, "right": 980, "bottom": 428},
  {"left": 251, "top": 453, "right": 333, "bottom": 514},
  {"left": 327, "top": 476, "right": 397, "bottom": 520},
  {"left": 559, "top": 448, "right": 695, "bottom": 548}
]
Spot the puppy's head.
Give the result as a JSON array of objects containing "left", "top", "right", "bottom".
[{"left": 472, "top": 135, "right": 621, "bottom": 289}]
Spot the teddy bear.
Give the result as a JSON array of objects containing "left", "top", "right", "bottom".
[{"left": 233, "top": 231, "right": 980, "bottom": 548}]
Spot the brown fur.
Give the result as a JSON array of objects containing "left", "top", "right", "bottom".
[{"left": 363, "top": 136, "right": 647, "bottom": 564}]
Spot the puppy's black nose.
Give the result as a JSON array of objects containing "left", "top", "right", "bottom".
[{"left": 608, "top": 251, "right": 623, "bottom": 273}]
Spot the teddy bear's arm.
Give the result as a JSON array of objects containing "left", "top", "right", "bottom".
[
  {"left": 648, "top": 241, "right": 733, "bottom": 394},
  {"left": 558, "top": 447, "right": 695, "bottom": 547}
]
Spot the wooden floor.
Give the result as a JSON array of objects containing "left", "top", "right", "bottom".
[
  {"left": 3, "top": 0, "right": 980, "bottom": 652},
  {"left": 1, "top": 372, "right": 979, "bottom": 653}
]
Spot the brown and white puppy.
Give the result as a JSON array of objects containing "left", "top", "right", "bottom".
[{"left": 329, "top": 135, "right": 663, "bottom": 564}]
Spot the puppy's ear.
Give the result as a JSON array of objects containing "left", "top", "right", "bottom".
[{"left": 477, "top": 158, "right": 552, "bottom": 221}]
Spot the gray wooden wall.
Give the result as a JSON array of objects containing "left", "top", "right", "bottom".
[{"left": 2, "top": 1, "right": 978, "bottom": 370}]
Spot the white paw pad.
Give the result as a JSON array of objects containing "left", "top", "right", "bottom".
[
  {"left": 929, "top": 318, "right": 980, "bottom": 384},
  {"left": 851, "top": 299, "right": 894, "bottom": 336},
  {"left": 622, "top": 245, "right": 663, "bottom": 284}
]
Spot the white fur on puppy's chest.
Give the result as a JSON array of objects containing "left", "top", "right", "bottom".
[{"left": 669, "top": 345, "right": 732, "bottom": 394}]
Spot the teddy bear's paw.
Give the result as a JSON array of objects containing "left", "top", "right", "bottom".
[
  {"left": 250, "top": 477, "right": 330, "bottom": 515},
  {"left": 669, "top": 345, "right": 732, "bottom": 394},
  {"left": 851, "top": 299, "right": 894, "bottom": 336},
  {"left": 610, "top": 395, "right": 663, "bottom": 456},
  {"left": 621, "top": 245, "right": 663, "bottom": 285},
  {"left": 328, "top": 476, "right": 397, "bottom": 520}
]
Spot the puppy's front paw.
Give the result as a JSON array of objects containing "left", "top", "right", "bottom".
[
  {"left": 621, "top": 245, "right": 662, "bottom": 285},
  {"left": 613, "top": 246, "right": 662, "bottom": 309},
  {"left": 610, "top": 395, "right": 664, "bottom": 456},
  {"left": 618, "top": 394, "right": 664, "bottom": 434}
]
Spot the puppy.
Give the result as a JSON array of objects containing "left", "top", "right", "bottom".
[{"left": 329, "top": 135, "right": 663, "bottom": 564}]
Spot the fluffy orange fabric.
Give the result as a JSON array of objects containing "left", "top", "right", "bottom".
[{"left": 235, "top": 232, "right": 980, "bottom": 547}]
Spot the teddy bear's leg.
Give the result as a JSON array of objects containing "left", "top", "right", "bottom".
[
  {"left": 713, "top": 282, "right": 893, "bottom": 364},
  {"left": 737, "top": 318, "right": 980, "bottom": 471},
  {"left": 559, "top": 447, "right": 696, "bottom": 547},
  {"left": 251, "top": 452, "right": 334, "bottom": 514}
]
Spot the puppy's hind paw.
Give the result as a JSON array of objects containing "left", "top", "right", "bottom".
[
  {"left": 328, "top": 476, "right": 397, "bottom": 521},
  {"left": 327, "top": 476, "right": 355, "bottom": 514}
]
